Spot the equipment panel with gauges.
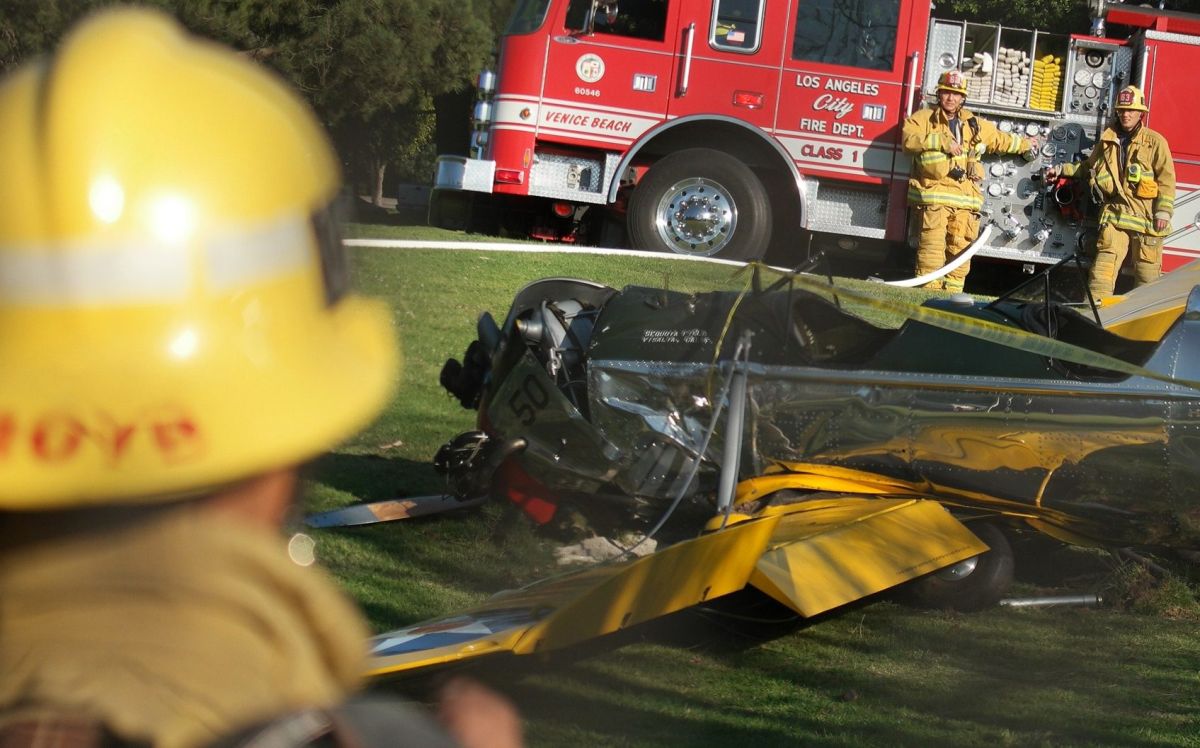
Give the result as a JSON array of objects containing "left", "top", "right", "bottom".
[
  {"left": 978, "top": 120, "right": 1093, "bottom": 262},
  {"left": 1063, "top": 40, "right": 1131, "bottom": 126},
  {"left": 938, "top": 126, "right": 1081, "bottom": 264},
  {"left": 976, "top": 39, "right": 1132, "bottom": 264},
  {"left": 921, "top": 21, "right": 1136, "bottom": 266}
]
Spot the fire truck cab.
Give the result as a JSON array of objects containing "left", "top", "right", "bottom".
[{"left": 430, "top": 0, "right": 1199, "bottom": 276}]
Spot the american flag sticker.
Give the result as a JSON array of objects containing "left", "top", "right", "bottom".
[{"left": 727, "top": 29, "right": 745, "bottom": 43}]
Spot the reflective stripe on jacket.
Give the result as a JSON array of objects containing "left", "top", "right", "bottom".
[
  {"left": 1060, "top": 125, "right": 1175, "bottom": 236},
  {"left": 902, "top": 105, "right": 1031, "bottom": 210}
]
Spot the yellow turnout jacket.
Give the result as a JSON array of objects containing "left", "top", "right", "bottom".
[
  {"left": 1060, "top": 124, "right": 1175, "bottom": 236},
  {"left": 902, "top": 105, "right": 1032, "bottom": 211}
]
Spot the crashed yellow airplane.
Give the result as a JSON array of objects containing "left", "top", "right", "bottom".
[{"left": 366, "top": 260, "right": 1200, "bottom": 677}]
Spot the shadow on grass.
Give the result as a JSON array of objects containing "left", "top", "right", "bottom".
[
  {"left": 306, "top": 451, "right": 554, "bottom": 625},
  {"left": 305, "top": 447, "right": 1190, "bottom": 746},
  {"left": 341, "top": 194, "right": 428, "bottom": 227},
  {"left": 379, "top": 594, "right": 1198, "bottom": 747},
  {"left": 367, "top": 539, "right": 1198, "bottom": 746},
  {"left": 307, "top": 450, "right": 444, "bottom": 504}
]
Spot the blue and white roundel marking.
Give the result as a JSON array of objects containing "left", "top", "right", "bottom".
[{"left": 370, "top": 608, "right": 544, "bottom": 656}]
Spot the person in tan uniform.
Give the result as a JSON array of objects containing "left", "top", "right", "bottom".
[
  {"left": 1046, "top": 85, "right": 1175, "bottom": 300},
  {"left": 902, "top": 70, "right": 1038, "bottom": 292},
  {"left": 0, "top": 8, "right": 521, "bottom": 748}
]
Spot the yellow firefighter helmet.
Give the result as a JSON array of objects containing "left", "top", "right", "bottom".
[
  {"left": 1115, "top": 85, "right": 1149, "bottom": 112},
  {"left": 0, "top": 8, "right": 399, "bottom": 509},
  {"left": 937, "top": 70, "right": 969, "bottom": 97}
]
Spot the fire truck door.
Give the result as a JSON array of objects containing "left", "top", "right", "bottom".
[
  {"left": 1140, "top": 37, "right": 1200, "bottom": 270},
  {"left": 539, "top": 1, "right": 683, "bottom": 149},
  {"left": 664, "top": 0, "right": 785, "bottom": 131},
  {"left": 777, "top": 0, "right": 914, "bottom": 185},
  {"left": 775, "top": 0, "right": 928, "bottom": 238}
]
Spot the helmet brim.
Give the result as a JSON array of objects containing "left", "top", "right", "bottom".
[{"left": 0, "top": 295, "right": 399, "bottom": 509}]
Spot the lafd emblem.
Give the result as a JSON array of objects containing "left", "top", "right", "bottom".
[{"left": 576, "top": 53, "right": 605, "bottom": 84}]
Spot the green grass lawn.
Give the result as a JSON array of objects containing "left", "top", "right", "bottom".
[{"left": 308, "top": 235, "right": 1200, "bottom": 747}]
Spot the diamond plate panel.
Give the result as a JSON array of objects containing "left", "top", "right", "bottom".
[
  {"left": 529, "top": 153, "right": 609, "bottom": 204},
  {"left": 806, "top": 179, "right": 888, "bottom": 239},
  {"left": 925, "top": 20, "right": 965, "bottom": 95},
  {"left": 434, "top": 156, "right": 496, "bottom": 193},
  {"left": 1145, "top": 30, "right": 1200, "bottom": 47},
  {"left": 1114, "top": 46, "right": 1134, "bottom": 85}
]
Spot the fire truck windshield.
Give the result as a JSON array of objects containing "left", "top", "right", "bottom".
[
  {"left": 506, "top": 0, "right": 553, "bottom": 35},
  {"left": 792, "top": 0, "right": 900, "bottom": 72},
  {"left": 565, "top": 0, "right": 668, "bottom": 41}
]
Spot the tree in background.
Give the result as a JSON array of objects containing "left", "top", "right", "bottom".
[
  {"left": 435, "top": 0, "right": 516, "bottom": 161},
  {"left": 6, "top": 0, "right": 1200, "bottom": 202},
  {"left": 172, "top": 0, "right": 492, "bottom": 206},
  {"left": 935, "top": 0, "right": 1088, "bottom": 30},
  {"left": 0, "top": 0, "right": 492, "bottom": 207},
  {"left": 0, "top": 1, "right": 98, "bottom": 70},
  {"left": 936, "top": 0, "right": 1200, "bottom": 29}
]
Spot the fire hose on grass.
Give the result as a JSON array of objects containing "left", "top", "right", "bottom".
[{"left": 880, "top": 224, "right": 993, "bottom": 288}]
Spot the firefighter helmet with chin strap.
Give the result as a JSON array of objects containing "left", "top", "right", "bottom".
[
  {"left": 0, "top": 8, "right": 399, "bottom": 509},
  {"left": 1115, "top": 85, "right": 1149, "bottom": 112},
  {"left": 937, "top": 70, "right": 969, "bottom": 97}
]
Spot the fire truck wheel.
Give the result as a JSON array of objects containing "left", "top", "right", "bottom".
[
  {"left": 904, "top": 522, "right": 1014, "bottom": 611},
  {"left": 628, "top": 148, "right": 771, "bottom": 260}
]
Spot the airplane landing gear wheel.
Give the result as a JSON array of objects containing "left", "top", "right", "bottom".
[
  {"left": 628, "top": 148, "right": 770, "bottom": 261},
  {"left": 906, "top": 522, "right": 1014, "bottom": 611}
]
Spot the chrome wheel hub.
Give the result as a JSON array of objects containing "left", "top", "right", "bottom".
[
  {"left": 653, "top": 178, "right": 736, "bottom": 256},
  {"left": 935, "top": 556, "right": 980, "bottom": 581}
]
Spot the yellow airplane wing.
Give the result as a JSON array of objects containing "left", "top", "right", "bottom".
[
  {"left": 1098, "top": 258, "right": 1200, "bottom": 340},
  {"left": 749, "top": 498, "right": 988, "bottom": 617},
  {"left": 367, "top": 514, "right": 781, "bottom": 677},
  {"left": 367, "top": 492, "right": 989, "bottom": 678}
]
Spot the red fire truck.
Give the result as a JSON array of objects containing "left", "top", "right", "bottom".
[{"left": 430, "top": 0, "right": 1199, "bottom": 276}]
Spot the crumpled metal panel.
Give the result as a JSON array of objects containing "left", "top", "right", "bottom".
[
  {"left": 487, "top": 351, "right": 621, "bottom": 495},
  {"left": 577, "top": 284, "right": 1200, "bottom": 550}
]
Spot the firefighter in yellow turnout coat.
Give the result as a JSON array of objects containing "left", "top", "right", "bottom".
[
  {"left": 903, "top": 71, "right": 1036, "bottom": 292},
  {"left": 0, "top": 9, "right": 523, "bottom": 748},
  {"left": 1047, "top": 85, "right": 1175, "bottom": 300}
]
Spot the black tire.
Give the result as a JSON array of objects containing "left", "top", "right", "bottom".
[
  {"left": 627, "top": 148, "right": 771, "bottom": 260},
  {"left": 428, "top": 192, "right": 500, "bottom": 235},
  {"left": 905, "top": 522, "right": 1014, "bottom": 611},
  {"left": 427, "top": 190, "right": 470, "bottom": 231}
]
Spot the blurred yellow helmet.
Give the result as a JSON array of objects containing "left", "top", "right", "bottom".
[
  {"left": 1115, "top": 85, "right": 1149, "bottom": 112},
  {"left": 0, "top": 9, "right": 399, "bottom": 509},
  {"left": 937, "top": 70, "right": 968, "bottom": 97}
]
